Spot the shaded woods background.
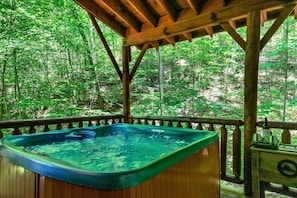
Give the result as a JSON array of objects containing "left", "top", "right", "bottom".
[{"left": 0, "top": 0, "right": 296, "bottom": 122}]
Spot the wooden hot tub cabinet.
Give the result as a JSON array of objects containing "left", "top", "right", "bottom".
[{"left": 0, "top": 141, "right": 219, "bottom": 198}]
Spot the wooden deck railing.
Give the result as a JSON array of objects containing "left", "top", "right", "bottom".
[
  {"left": 1, "top": 114, "right": 296, "bottom": 195},
  {"left": 129, "top": 116, "right": 245, "bottom": 184},
  {"left": 0, "top": 115, "right": 125, "bottom": 138},
  {"left": 255, "top": 120, "right": 297, "bottom": 196},
  {"left": 256, "top": 120, "right": 297, "bottom": 144}
]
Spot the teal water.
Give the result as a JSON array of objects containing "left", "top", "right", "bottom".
[{"left": 24, "top": 132, "right": 190, "bottom": 172}]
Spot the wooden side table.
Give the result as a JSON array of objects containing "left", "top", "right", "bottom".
[{"left": 251, "top": 146, "right": 297, "bottom": 198}]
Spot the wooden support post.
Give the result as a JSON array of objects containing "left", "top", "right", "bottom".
[
  {"left": 122, "top": 46, "right": 131, "bottom": 123},
  {"left": 244, "top": 10, "right": 260, "bottom": 196}
]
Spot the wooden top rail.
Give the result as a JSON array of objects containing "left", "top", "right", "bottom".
[
  {"left": 0, "top": 115, "right": 124, "bottom": 129},
  {"left": 256, "top": 120, "right": 297, "bottom": 130},
  {"left": 0, "top": 115, "right": 125, "bottom": 138},
  {"left": 130, "top": 116, "right": 244, "bottom": 126}
]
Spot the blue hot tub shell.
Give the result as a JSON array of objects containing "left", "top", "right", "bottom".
[{"left": 0, "top": 123, "right": 218, "bottom": 190}]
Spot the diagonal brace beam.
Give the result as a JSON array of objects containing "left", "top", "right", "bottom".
[
  {"left": 260, "top": 4, "right": 296, "bottom": 50},
  {"left": 220, "top": 22, "right": 246, "bottom": 50},
  {"left": 129, "top": 43, "right": 150, "bottom": 81},
  {"left": 88, "top": 13, "right": 123, "bottom": 81}
]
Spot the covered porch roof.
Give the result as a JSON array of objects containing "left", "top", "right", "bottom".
[{"left": 74, "top": 0, "right": 297, "bottom": 49}]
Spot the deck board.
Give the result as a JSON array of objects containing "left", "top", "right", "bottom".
[{"left": 220, "top": 184, "right": 249, "bottom": 198}]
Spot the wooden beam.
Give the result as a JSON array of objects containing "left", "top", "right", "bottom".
[
  {"left": 102, "top": 0, "right": 141, "bottom": 32},
  {"left": 122, "top": 46, "right": 131, "bottom": 123},
  {"left": 74, "top": 0, "right": 126, "bottom": 36},
  {"left": 88, "top": 13, "right": 123, "bottom": 81},
  {"left": 244, "top": 10, "right": 260, "bottom": 197},
  {"left": 222, "top": 0, "right": 231, "bottom": 6},
  {"left": 183, "top": 32, "right": 192, "bottom": 42},
  {"left": 220, "top": 22, "right": 245, "bottom": 50},
  {"left": 187, "top": 0, "right": 199, "bottom": 14},
  {"left": 127, "top": 0, "right": 158, "bottom": 27},
  {"left": 165, "top": 36, "right": 176, "bottom": 46},
  {"left": 295, "top": 5, "right": 297, "bottom": 19},
  {"left": 150, "top": 41, "right": 160, "bottom": 50},
  {"left": 156, "top": 0, "right": 178, "bottom": 22},
  {"left": 229, "top": 20, "right": 236, "bottom": 29},
  {"left": 125, "top": 0, "right": 297, "bottom": 46},
  {"left": 187, "top": 0, "right": 206, "bottom": 14},
  {"left": 205, "top": 26, "right": 214, "bottom": 37},
  {"left": 130, "top": 43, "right": 150, "bottom": 81},
  {"left": 260, "top": 4, "right": 296, "bottom": 50},
  {"left": 260, "top": 11, "right": 268, "bottom": 26}
]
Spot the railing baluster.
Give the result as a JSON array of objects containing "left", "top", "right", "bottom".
[
  {"left": 168, "top": 121, "right": 172, "bottom": 127},
  {"left": 43, "top": 125, "right": 50, "bottom": 132},
  {"left": 176, "top": 121, "right": 181, "bottom": 127},
  {"left": 220, "top": 125, "right": 227, "bottom": 178},
  {"left": 208, "top": 123, "right": 215, "bottom": 131},
  {"left": 197, "top": 123, "right": 203, "bottom": 130},
  {"left": 13, "top": 127, "right": 21, "bottom": 135},
  {"left": 0, "top": 129, "right": 3, "bottom": 138},
  {"left": 29, "top": 126, "right": 36, "bottom": 134},
  {"left": 187, "top": 121, "right": 192, "bottom": 128},
  {"left": 88, "top": 121, "right": 92, "bottom": 126},
  {"left": 152, "top": 120, "right": 156, "bottom": 125},
  {"left": 68, "top": 122, "right": 74, "bottom": 129},
  {"left": 281, "top": 129, "right": 291, "bottom": 144},
  {"left": 233, "top": 125, "right": 241, "bottom": 181},
  {"left": 96, "top": 120, "right": 100, "bottom": 126},
  {"left": 79, "top": 121, "right": 84, "bottom": 127},
  {"left": 56, "top": 123, "right": 62, "bottom": 130}
]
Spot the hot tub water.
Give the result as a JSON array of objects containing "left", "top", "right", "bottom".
[{"left": 24, "top": 132, "right": 189, "bottom": 172}]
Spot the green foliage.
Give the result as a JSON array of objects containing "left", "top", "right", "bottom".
[{"left": 0, "top": 0, "right": 296, "bottom": 122}]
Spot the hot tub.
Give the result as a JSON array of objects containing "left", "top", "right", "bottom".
[{"left": 0, "top": 123, "right": 219, "bottom": 198}]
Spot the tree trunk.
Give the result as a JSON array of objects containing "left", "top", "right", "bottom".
[
  {"left": 0, "top": 53, "right": 8, "bottom": 121},
  {"left": 282, "top": 19, "right": 289, "bottom": 122},
  {"left": 158, "top": 48, "right": 164, "bottom": 115},
  {"left": 13, "top": 48, "right": 21, "bottom": 101},
  {"left": 72, "top": 10, "right": 104, "bottom": 110}
]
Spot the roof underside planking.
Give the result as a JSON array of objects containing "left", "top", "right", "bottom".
[{"left": 75, "top": 0, "right": 297, "bottom": 49}]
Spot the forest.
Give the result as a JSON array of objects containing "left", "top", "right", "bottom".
[{"left": 1, "top": 0, "right": 297, "bottom": 122}]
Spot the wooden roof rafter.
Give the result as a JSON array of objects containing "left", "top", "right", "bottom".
[
  {"left": 75, "top": 0, "right": 126, "bottom": 36},
  {"left": 75, "top": 0, "right": 297, "bottom": 49},
  {"left": 101, "top": 0, "right": 141, "bottom": 32},
  {"left": 260, "top": 11, "right": 268, "bottom": 26},
  {"left": 187, "top": 0, "right": 207, "bottom": 14},
  {"left": 222, "top": 0, "right": 231, "bottom": 6},
  {"left": 127, "top": 0, "right": 158, "bottom": 27},
  {"left": 124, "top": 0, "right": 297, "bottom": 47},
  {"left": 156, "top": 0, "right": 180, "bottom": 22}
]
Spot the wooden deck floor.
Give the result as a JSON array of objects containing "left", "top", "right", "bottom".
[{"left": 220, "top": 184, "right": 250, "bottom": 198}]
